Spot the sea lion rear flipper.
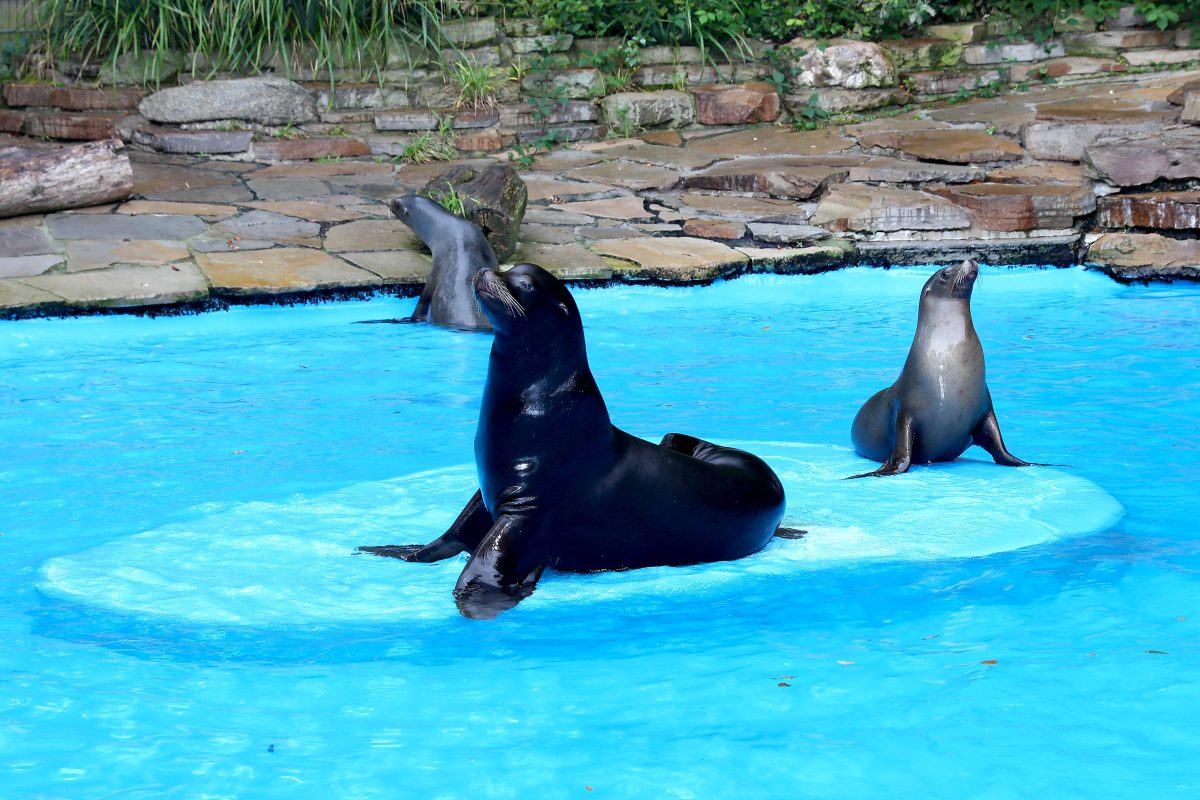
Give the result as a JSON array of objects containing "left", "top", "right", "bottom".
[
  {"left": 409, "top": 287, "right": 432, "bottom": 322},
  {"left": 454, "top": 515, "right": 544, "bottom": 619},
  {"left": 846, "top": 412, "right": 914, "bottom": 479},
  {"left": 358, "top": 489, "right": 492, "bottom": 563},
  {"left": 971, "top": 409, "right": 1033, "bottom": 467}
]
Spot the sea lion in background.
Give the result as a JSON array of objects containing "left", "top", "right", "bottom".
[
  {"left": 848, "top": 259, "right": 1044, "bottom": 478},
  {"left": 387, "top": 194, "right": 494, "bottom": 331},
  {"left": 361, "top": 263, "right": 789, "bottom": 619}
]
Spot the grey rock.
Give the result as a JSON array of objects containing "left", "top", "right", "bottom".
[
  {"left": 21, "top": 262, "right": 210, "bottom": 308},
  {"left": 213, "top": 210, "right": 322, "bottom": 243},
  {"left": 747, "top": 223, "right": 831, "bottom": 244},
  {"left": 139, "top": 77, "right": 317, "bottom": 126},
  {"left": 246, "top": 177, "right": 333, "bottom": 201},
  {"left": 791, "top": 39, "right": 897, "bottom": 89},
  {"left": 602, "top": 91, "right": 695, "bottom": 129},
  {"left": 0, "top": 227, "right": 56, "bottom": 257},
  {"left": 1084, "top": 127, "right": 1200, "bottom": 186},
  {"left": 0, "top": 254, "right": 63, "bottom": 278},
  {"left": 46, "top": 212, "right": 206, "bottom": 241},
  {"left": 1023, "top": 120, "right": 1164, "bottom": 161},
  {"left": 133, "top": 127, "right": 253, "bottom": 154},
  {"left": 964, "top": 40, "right": 1065, "bottom": 64}
]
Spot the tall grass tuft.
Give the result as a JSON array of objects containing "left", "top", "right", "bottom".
[{"left": 33, "top": 0, "right": 455, "bottom": 85}]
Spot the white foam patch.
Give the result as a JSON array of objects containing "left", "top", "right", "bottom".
[{"left": 38, "top": 443, "right": 1122, "bottom": 625}]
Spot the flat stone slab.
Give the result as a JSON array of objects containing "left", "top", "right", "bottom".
[
  {"left": 692, "top": 82, "right": 780, "bottom": 125},
  {"left": 189, "top": 236, "right": 275, "bottom": 254},
  {"left": 987, "top": 163, "right": 1088, "bottom": 185},
  {"left": 686, "top": 126, "right": 854, "bottom": 157},
  {"left": 520, "top": 222, "right": 583, "bottom": 245},
  {"left": 46, "top": 212, "right": 207, "bottom": 241},
  {"left": 549, "top": 196, "right": 656, "bottom": 222},
  {"left": 21, "top": 262, "right": 210, "bottom": 308},
  {"left": 565, "top": 161, "right": 682, "bottom": 192},
  {"left": 1084, "top": 126, "right": 1200, "bottom": 186},
  {"left": 746, "top": 223, "right": 831, "bottom": 244},
  {"left": 0, "top": 254, "right": 63, "bottom": 278},
  {"left": 857, "top": 129, "right": 1023, "bottom": 164},
  {"left": 522, "top": 149, "right": 607, "bottom": 172},
  {"left": 574, "top": 226, "right": 649, "bottom": 241},
  {"left": 813, "top": 184, "right": 972, "bottom": 233},
  {"left": 213, "top": 210, "right": 322, "bottom": 245},
  {"left": 252, "top": 162, "right": 395, "bottom": 179},
  {"left": 0, "top": 277, "right": 66, "bottom": 314},
  {"left": 324, "top": 220, "right": 423, "bottom": 253},
  {"left": 682, "top": 218, "right": 746, "bottom": 239},
  {"left": 682, "top": 157, "right": 854, "bottom": 199},
  {"left": 339, "top": 251, "right": 433, "bottom": 284},
  {"left": 1034, "top": 97, "right": 1179, "bottom": 122},
  {"left": 847, "top": 156, "right": 986, "bottom": 183},
  {"left": 133, "top": 127, "right": 254, "bottom": 155},
  {"left": 577, "top": 141, "right": 723, "bottom": 170},
  {"left": 964, "top": 40, "right": 1065, "bottom": 64},
  {"left": 668, "top": 194, "right": 812, "bottom": 224},
  {"left": 1022, "top": 119, "right": 1166, "bottom": 162},
  {"left": 793, "top": 87, "right": 909, "bottom": 114},
  {"left": 139, "top": 77, "right": 317, "bottom": 125},
  {"left": 196, "top": 248, "right": 381, "bottom": 294},
  {"left": 591, "top": 236, "right": 748, "bottom": 281},
  {"left": 906, "top": 69, "right": 1004, "bottom": 97},
  {"left": 1087, "top": 232, "right": 1200, "bottom": 281},
  {"left": 245, "top": 176, "right": 334, "bottom": 202},
  {"left": 509, "top": 242, "right": 613, "bottom": 279},
  {"left": 1063, "top": 29, "right": 1175, "bottom": 57},
  {"left": 925, "top": 99, "right": 1036, "bottom": 135},
  {"left": 931, "top": 183, "right": 1096, "bottom": 231},
  {"left": 116, "top": 200, "right": 239, "bottom": 220},
  {"left": 1097, "top": 191, "right": 1200, "bottom": 229},
  {"left": 244, "top": 201, "right": 365, "bottom": 223},
  {"left": 522, "top": 176, "right": 619, "bottom": 202},
  {"left": 601, "top": 90, "right": 695, "bottom": 129},
  {"left": 64, "top": 239, "right": 191, "bottom": 271},
  {"left": 252, "top": 138, "right": 371, "bottom": 161},
  {"left": 0, "top": 227, "right": 56, "bottom": 257},
  {"left": 736, "top": 241, "right": 851, "bottom": 273}
]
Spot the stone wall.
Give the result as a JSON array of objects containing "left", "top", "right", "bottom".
[{"left": 2, "top": 10, "right": 1199, "bottom": 161}]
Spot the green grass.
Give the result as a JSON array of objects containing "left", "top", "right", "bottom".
[{"left": 31, "top": 0, "right": 455, "bottom": 85}]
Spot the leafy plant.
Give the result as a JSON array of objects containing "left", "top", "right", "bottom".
[
  {"left": 31, "top": 0, "right": 452, "bottom": 86},
  {"left": 398, "top": 118, "right": 457, "bottom": 164},
  {"left": 449, "top": 57, "right": 506, "bottom": 111},
  {"left": 791, "top": 93, "right": 830, "bottom": 130}
]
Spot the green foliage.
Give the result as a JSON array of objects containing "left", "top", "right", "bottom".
[
  {"left": 32, "top": 0, "right": 451, "bottom": 85},
  {"left": 399, "top": 118, "right": 457, "bottom": 164},
  {"left": 791, "top": 93, "right": 830, "bottom": 130},
  {"left": 449, "top": 58, "right": 506, "bottom": 111}
]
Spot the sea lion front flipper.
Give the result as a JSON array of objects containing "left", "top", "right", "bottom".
[
  {"left": 846, "top": 412, "right": 914, "bottom": 479},
  {"left": 409, "top": 285, "right": 432, "bottom": 322},
  {"left": 971, "top": 409, "right": 1033, "bottom": 467},
  {"left": 454, "top": 515, "right": 545, "bottom": 619},
  {"left": 358, "top": 489, "right": 492, "bottom": 563}
]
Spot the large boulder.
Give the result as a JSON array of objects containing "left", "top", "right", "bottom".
[
  {"left": 787, "top": 39, "right": 897, "bottom": 89},
  {"left": 1084, "top": 127, "right": 1200, "bottom": 186},
  {"left": 139, "top": 77, "right": 317, "bottom": 125}
]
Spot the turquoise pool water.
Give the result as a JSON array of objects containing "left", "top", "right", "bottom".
[{"left": 2, "top": 267, "right": 1197, "bottom": 798}]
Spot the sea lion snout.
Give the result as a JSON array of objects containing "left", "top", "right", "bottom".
[
  {"left": 951, "top": 259, "right": 979, "bottom": 299},
  {"left": 388, "top": 195, "right": 412, "bottom": 223}
]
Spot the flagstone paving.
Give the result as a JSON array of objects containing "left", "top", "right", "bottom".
[{"left": 2, "top": 68, "right": 1199, "bottom": 317}]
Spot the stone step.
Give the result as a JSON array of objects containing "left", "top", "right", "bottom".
[
  {"left": 133, "top": 126, "right": 253, "bottom": 155},
  {"left": 812, "top": 183, "right": 972, "bottom": 232},
  {"left": 856, "top": 128, "right": 1023, "bottom": 164},
  {"left": 681, "top": 157, "right": 856, "bottom": 199},
  {"left": 1097, "top": 191, "right": 1200, "bottom": 229},
  {"left": 1087, "top": 231, "right": 1200, "bottom": 281},
  {"left": 964, "top": 40, "right": 1066, "bottom": 65},
  {"left": 251, "top": 137, "right": 372, "bottom": 161},
  {"left": 930, "top": 183, "right": 1096, "bottom": 231},
  {"left": 7, "top": 110, "right": 130, "bottom": 140},
  {"left": 1007, "top": 57, "right": 1127, "bottom": 83},
  {"left": 3, "top": 83, "right": 149, "bottom": 111},
  {"left": 1122, "top": 49, "right": 1200, "bottom": 68},
  {"left": 904, "top": 68, "right": 1003, "bottom": 96},
  {"left": 787, "top": 87, "right": 909, "bottom": 114},
  {"left": 1083, "top": 126, "right": 1200, "bottom": 186},
  {"left": 1063, "top": 29, "right": 1176, "bottom": 57}
]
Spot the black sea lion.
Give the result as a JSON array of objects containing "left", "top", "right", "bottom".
[
  {"left": 361, "top": 263, "right": 787, "bottom": 618},
  {"left": 848, "top": 260, "right": 1042, "bottom": 478},
  {"left": 388, "top": 194, "right": 494, "bottom": 331}
]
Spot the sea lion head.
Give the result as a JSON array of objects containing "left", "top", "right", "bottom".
[
  {"left": 922, "top": 259, "right": 979, "bottom": 302},
  {"left": 473, "top": 263, "right": 580, "bottom": 335},
  {"left": 389, "top": 193, "right": 443, "bottom": 228}
]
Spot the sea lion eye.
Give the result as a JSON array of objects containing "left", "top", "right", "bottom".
[{"left": 515, "top": 278, "right": 533, "bottom": 291}]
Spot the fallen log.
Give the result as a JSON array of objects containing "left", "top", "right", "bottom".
[{"left": 0, "top": 139, "right": 134, "bottom": 219}]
